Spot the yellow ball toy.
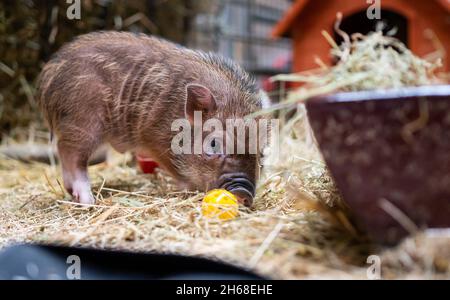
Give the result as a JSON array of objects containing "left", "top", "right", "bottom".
[{"left": 202, "top": 189, "right": 239, "bottom": 220}]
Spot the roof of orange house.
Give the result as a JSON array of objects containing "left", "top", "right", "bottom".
[{"left": 272, "top": 0, "right": 450, "bottom": 38}]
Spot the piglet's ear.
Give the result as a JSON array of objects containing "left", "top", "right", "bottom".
[{"left": 185, "top": 83, "right": 217, "bottom": 123}]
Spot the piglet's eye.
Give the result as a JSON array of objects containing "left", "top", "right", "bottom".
[{"left": 205, "top": 138, "right": 223, "bottom": 156}]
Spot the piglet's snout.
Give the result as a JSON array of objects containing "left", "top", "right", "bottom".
[{"left": 216, "top": 173, "right": 255, "bottom": 207}]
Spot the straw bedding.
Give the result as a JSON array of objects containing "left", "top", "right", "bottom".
[
  {"left": 1, "top": 115, "right": 448, "bottom": 279},
  {"left": 0, "top": 123, "right": 373, "bottom": 279},
  {"left": 0, "top": 24, "right": 449, "bottom": 279}
]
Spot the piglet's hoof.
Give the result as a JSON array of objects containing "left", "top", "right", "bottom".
[{"left": 71, "top": 181, "right": 96, "bottom": 205}]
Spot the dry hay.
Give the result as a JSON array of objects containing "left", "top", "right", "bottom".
[
  {"left": 0, "top": 115, "right": 373, "bottom": 279},
  {"left": 264, "top": 15, "right": 447, "bottom": 114},
  {"left": 1, "top": 22, "right": 449, "bottom": 279},
  {"left": 1, "top": 113, "right": 448, "bottom": 279},
  {"left": 0, "top": 0, "right": 208, "bottom": 132}
]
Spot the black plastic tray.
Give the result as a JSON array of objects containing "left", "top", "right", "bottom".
[{"left": 0, "top": 244, "right": 264, "bottom": 280}]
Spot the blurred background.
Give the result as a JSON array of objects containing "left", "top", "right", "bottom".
[
  {"left": 0, "top": 1, "right": 449, "bottom": 279},
  {"left": 1, "top": 0, "right": 448, "bottom": 137},
  {"left": 0, "top": 0, "right": 293, "bottom": 137}
]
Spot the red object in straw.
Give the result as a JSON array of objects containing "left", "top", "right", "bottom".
[{"left": 136, "top": 155, "right": 159, "bottom": 174}]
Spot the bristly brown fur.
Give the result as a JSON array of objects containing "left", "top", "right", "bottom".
[{"left": 36, "top": 31, "right": 263, "bottom": 198}]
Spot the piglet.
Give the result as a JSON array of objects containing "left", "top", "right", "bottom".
[{"left": 37, "top": 31, "right": 268, "bottom": 206}]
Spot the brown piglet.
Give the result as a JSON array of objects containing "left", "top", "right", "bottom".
[{"left": 37, "top": 31, "right": 268, "bottom": 206}]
